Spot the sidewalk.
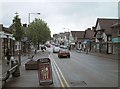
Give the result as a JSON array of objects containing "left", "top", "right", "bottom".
[
  {"left": 4, "top": 51, "right": 51, "bottom": 87},
  {"left": 76, "top": 50, "right": 119, "bottom": 60},
  {"left": 88, "top": 52, "right": 119, "bottom": 60},
  {"left": 1, "top": 49, "right": 52, "bottom": 88}
]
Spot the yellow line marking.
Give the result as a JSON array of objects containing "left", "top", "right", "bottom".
[
  {"left": 53, "top": 64, "right": 65, "bottom": 88},
  {"left": 53, "top": 59, "right": 70, "bottom": 88},
  {"left": 50, "top": 54, "right": 70, "bottom": 88},
  {"left": 50, "top": 55, "right": 71, "bottom": 88}
]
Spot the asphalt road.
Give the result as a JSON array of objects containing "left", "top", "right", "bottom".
[
  {"left": 3, "top": 46, "right": 118, "bottom": 88},
  {"left": 50, "top": 49, "right": 118, "bottom": 87}
]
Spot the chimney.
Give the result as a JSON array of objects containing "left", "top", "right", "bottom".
[
  {"left": 0, "top": 24, "right": 3, "bottom": 31},
  {"left": 87, "top": 28, "right": 91, "bottom": 30},
  {"left": 92, "top": 26, "right": 96, "bottom": 32},
  {"left": 23, "top": 24, "right": 27, "bottom": 27}
]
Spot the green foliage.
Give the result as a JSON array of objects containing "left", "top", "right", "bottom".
[
  {"left": 13, "top": 15, "right": 24, "bottom": 41},
  {"left": 27, "top": 18, "right": 51, "bottom": 45}
]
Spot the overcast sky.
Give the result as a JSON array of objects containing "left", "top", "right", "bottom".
[{"left": 0, "top": 1, "right": 119, "bottom": 36}]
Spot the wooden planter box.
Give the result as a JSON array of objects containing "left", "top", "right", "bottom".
[{"left": 25, "top": 60, "right": 38, "bottom": 70}]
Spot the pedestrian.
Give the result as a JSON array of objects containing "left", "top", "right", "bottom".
[
  {"left": 5, "top": 49, "right": 11, "bottom": 65},
  {"left": 34, "top": 49, "right": 37, "bottom": 54},
  {"left": 68, "top": 45, "right": 71, "bottom": 51}
]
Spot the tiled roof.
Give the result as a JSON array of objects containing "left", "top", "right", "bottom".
[
  {"left": 111, "top": 22, "right": 120, "bottom": 27},
  {"left": 95, "top": 18, "right": 118, "bottom": 35},
  {"left": 71, "top": 31, "right": 85, "bottom": 39},
  {"left": 3, "top": 27, "right": 11, "bottom": 33},
  {"left": 84, "top": 28, "right": 95, "bottom": 39}
]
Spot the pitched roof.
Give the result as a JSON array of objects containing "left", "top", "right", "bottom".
[
  {"left": 111, "top": 22, "right": 120, "bottom": 27},
  {"left": 3, "top": 27, "right": 12, "bottom": 33},
  {"left": 95, "top": 18, "right": 118, "bottom": 35},
  {"left": 64, "top": 32, "right": 70, "bottom": 39},
  {"left": 71, "top": 31, "right": 85, "bottom": 39},
  {"left": 84, "top": 28, "right": 95, "bottom": 39}
]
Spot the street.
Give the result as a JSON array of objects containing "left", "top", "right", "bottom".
[
  {"left": 50, "top": 51, "right": 118, "bottom": 87},
  {"left": 3, "top": 47, "right": 118, "bottom": 88}
]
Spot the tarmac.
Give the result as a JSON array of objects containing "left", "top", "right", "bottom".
[{"left": 2, "top": 49, "right": 119, "bottom": 88}]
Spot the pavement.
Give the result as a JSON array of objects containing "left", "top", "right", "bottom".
[
  {"left": 76, "top": 50, "right": 119, "bottom": 60},
  {"left": 88, "top": 52, "right": 119, "bottom": 60},
  {"left": 3, "top": 50, "right": 53, "bottom": 88}
]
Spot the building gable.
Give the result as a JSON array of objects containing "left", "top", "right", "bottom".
[{"left": 96, "top": 22, "right": 101, "bottom": 31}]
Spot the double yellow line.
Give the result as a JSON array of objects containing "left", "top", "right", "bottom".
[{"left": 51, "top": 56, "right": 70, "bottom": 89}]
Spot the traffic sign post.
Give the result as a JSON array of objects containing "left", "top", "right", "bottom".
[{"left": 37, "top": 58, "right": 53, "bottom": 85}]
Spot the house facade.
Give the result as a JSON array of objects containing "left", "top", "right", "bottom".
[
  {"left": 94, "top": 18, "right": 118, "bottom": 54},
  {"left": 0, "top": 24, "right": 15, "bottom": 57},
  {"left": 111, "top": 22, "right": 120, "bottom": 55},
  {"left": 69, "top": 31, "right": 85, "bottom": 50},
  {"left": 0, "top": 24, "right": 16, "bottom": 74},
  {"left": 53, "top": 32, "right": 70, "bottom": 46},
  {"left": 83, "top": 27, "right": 95, "bottom": 52},
  {"left": 9, "top": 23, "right": 29, "bottom": 55}
]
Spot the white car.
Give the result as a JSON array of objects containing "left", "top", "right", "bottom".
[{"left": 53, "top": 45, "right": 60, "bottom": 53}]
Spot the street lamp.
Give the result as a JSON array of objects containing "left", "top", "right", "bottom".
[
  {"left": 28, "top": 13, "right": 40, "bottom": 55},
  {"left": 28, "top": 13, "right": 40, "bottom": 24},
  {"left": 63, "top": 28, "right": 70, "bottom": 46}
]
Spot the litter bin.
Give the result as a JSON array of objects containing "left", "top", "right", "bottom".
[
  {"left": 37, "top": 58, "right": 53, "bottom": 85},
  {"left": 11, "top": 60, "right": 20, "bottom": 77}
]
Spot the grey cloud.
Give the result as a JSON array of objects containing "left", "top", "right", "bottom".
[{"left": 1, "top": 2, "right": 118, "bottom": 35}]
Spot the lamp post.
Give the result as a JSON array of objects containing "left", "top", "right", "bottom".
[
  {"left": 28, "top": 13, "right": 40, "bottom": 55},
  {"left": 63, "top": 28, "right": 70, "bottom": 46},
  {"left": 28, "top": 13, "right": 40, "bottom": 24}
]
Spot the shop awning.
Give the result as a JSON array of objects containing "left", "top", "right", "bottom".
[{"left": 82, "top": 40, "right": 91, "bottom": 44}]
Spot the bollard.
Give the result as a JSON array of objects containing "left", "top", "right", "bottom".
[{"left": 11, "top": 60, "right": 20, "bottom": 77}]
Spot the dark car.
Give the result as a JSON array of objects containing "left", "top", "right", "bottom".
[
  {"left": 58, "top": 45, "right": 70, "bottom": 58},
  {"left": 41, "top": 45, "right": 46, "bottom": 51}
]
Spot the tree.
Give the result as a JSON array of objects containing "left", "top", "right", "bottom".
[
  {"left": 13, "top": 13, "right": 24, "bottom": 65},
  {"left": 13, "top": 14, "right": 24, "bottom": 41},
  {"left": 27, "top": 18, "right": 51, "bottom": 49}
]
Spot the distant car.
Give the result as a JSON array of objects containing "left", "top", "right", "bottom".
[
  {"left": 45, "top": 44, "right": 51, "bottom": 48},
  {"left": 51, "top": 42, "right": 55, "bottom": 45},
  {"left": 53, "top": 45, "right": 60, "bottom": 53},
  {"left": 58, "top": 46, "right": 70, "bottom": 58}
]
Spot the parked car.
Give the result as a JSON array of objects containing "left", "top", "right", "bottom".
[
  {"left": 58, "top": 45, "right": 70, "bottom": 58},
  {"left": 53, "top": 45, "right": 60, "bottom": 53},
  {"left": 41, "top": 45, "right": 46, "bottom": 51}
]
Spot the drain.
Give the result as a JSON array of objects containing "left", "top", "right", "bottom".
[{"left": 71, "top": 81, "right": 87, "bottom": 86}]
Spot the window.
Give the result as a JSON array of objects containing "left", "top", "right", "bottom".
[
  {"left": 108, "top": 35, "right": 112, "bottom": 41},
  {"left": 118, "top": 29, "right": 120, "bottom": 36}
]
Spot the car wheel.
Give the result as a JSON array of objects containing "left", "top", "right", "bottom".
[
  {"left": 68, "top": 55, "right": 70, "bottom": 58},
  {"left": 58, "top": 55, "right": 61, "bottom": 58}
]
